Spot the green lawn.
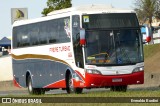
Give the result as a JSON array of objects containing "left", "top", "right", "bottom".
[
  {"left": 1, "top": 89, "right": 160, "bottom": 106},
  {"left": 144, "top": 44, "right": 160, "bottom": 59},
  {"left": 4, "top": 89, "right": 160, "bottom": 97}
]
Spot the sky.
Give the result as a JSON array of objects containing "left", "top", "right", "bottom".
[{"left": 0, "top": 0, "right": 134, "bottom": 39}]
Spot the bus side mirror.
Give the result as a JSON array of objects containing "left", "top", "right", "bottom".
[
  {"left": 80, "top": 28, "right": 86, "bottom": 45},
  {"left": 145, "top": 26, "right": 152, "bottom": 42},
  {"left": 141, "top": 25, "right": 152, "bottom": 43}
]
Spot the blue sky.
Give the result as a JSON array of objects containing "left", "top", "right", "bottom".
[{"left": 0, "top": 0, "right": 134, "bottom": 38}]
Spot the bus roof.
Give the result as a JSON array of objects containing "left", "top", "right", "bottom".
[
  {"left": 47, "top": 4, "right": 134, "bottom": 16},
  {"left": 12, "top": 4, "right": 134, "bottom": 27}
]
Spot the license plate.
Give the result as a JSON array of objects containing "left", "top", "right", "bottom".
[{"left": 112, "top": 78, "right": 122, "bottom": 82}]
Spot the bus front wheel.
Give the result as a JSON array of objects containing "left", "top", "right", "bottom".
[
  {"left": 66, "top": 73, "right": 83, "bottom": 94},
  {"left": 27, "top": 75, "right": 45, "bottom": 95}
]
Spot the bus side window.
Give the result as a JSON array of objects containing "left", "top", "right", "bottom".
[
  {"left": 14, "top": 27, "right": 21, "bottom": 47},
  {"left": 48, "top": 19, "right": 58, "bottom": 44},
  {"left": 29, "top": 24, "right": 39, "bottom": 46},
  {"left": 13, "top": 28, "right": 18, "bottom": 48},
  {"left": 16, "top": 25, "right": 30, "bottom": 47},
  {"left": 58, "top": 17, "right": 71, "bottom": 43},
  {"left": 39, "top": 22, "right": 48, "bottom": 45}
]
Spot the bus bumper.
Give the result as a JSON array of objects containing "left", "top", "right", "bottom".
[{"left": 85, "top": 71, "right": 144, "bottom": 88}]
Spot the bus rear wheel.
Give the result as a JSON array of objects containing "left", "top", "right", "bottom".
[
  {"left": 66, "top": 73, "right": 83, "bottom": 94},
  {"left": 27, "top": 75, "right": 45, "bottom": 95},
  {"left": 110, "top": 85, "right": 127, "bottom": 92}
]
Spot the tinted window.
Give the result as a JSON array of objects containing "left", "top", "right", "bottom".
[
  {"left": 29, "top": 24, "right": 39, "bottom": 45},
  {"left": 13, "top": 28, "right": 18, "bottom": 48},
  {"left": 13, "top": 17, "right": 71, "bottom": 48},
  {"left": 48, "top": 20, "right": 58, "bottom": 43},
  {"left": 58, "top": 18, "right": 71, "bottom": 43},
  {"left": 39, "top": 22, "right": 48, "bottom": 44},
  {"left": 14, "top": 25, "right": 30, "bottom": 47},
  {"left": 82, "top": 13, "right": 139, "bottom": 29}
]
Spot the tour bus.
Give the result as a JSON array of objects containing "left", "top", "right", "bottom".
[{"left": 12, "top": 5, "right": 145, "bottom": 95}]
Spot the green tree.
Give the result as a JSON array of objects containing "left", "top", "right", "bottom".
[
  {"left": 42, "top": 0, "right": 72, "bottom": 16},
  {"left": 134, "top": 0, "right": 160, "bottom": 26},
  {"left": 155, "top": 1, "right": 160, "bottom": 19}
]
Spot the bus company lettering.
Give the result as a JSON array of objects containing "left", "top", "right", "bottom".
[{"left": 49, "top": 46, "right": 70, "bottom": 52}]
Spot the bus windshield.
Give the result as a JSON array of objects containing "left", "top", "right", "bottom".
[{"left": 85, "top": 29, "right": 144, "bottom": 65}]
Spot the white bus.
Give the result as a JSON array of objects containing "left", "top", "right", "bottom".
[{"left": 12, "top": 5, "right": 144, "bottom": 95}]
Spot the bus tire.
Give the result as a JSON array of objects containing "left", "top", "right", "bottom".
[
  {"left": 110, "top": 85, "right": 127, "bottom": 92},
  {"left": 27, "top": 75, "right": 45, "bottom": 95},
  {"left": 75, "top": 88, "right": 83, "bottom": 94},
  {"left": 66, "top": 73, "right": 83, "bottom": 94}
]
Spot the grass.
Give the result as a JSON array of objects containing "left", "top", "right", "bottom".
[
  {"left": 144, "top": 44, "right": 160, "bottom": 59},
  {"left": 144, "top": 44, "right": 160, "bottom": 72},
  {"left": 3, "top": 89, "right": 160, "bottom": 97},
  {"left": 1, "top": 90, "right": 160, "bottom": 106}
]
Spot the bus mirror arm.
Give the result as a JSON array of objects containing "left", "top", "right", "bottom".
[
  {"left": 80, "top": 28, "right": 86, "bottom": 45},
  {"left": 141, "top": 25, "right": 152, "bottom": 43},
  {"left": 142, "top": 40, "right": 147, "bottom": 44}
]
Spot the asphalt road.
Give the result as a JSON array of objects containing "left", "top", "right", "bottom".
[
  {"left": 0, "top": 88, "right": 107, "bottom": 96},
  {"left": 0, "top": 86, "right": 159, "bottom": 96}
]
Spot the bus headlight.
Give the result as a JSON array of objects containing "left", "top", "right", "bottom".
[
  {"left": 86, "top": 69, "right": 101, "bottom": 74},
  {"left": 132, "top": 66, "right": 144, "bottom": 73}
]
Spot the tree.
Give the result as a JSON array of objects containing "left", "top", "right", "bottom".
[
  {"left": 42, "top": 0, "right": 72, "bottom": 16},
  {"left": 155, "top": 0, "right": 160, "bottom": 19},
  {"left": 134, "top": 0, "right": 160, "bottom": 26}
]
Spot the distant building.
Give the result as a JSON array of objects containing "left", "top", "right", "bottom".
[
  {"left": 152, "top": 17, "right": 160, "bottom": 26},
  {"left": 0, "top": 37, "right": 11, "bottom": 56}
]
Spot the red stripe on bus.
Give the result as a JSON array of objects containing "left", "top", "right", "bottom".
[
  {"left": 75, "top": 70, "right": 85, "bottom": 82},
  {"left": 43, "top": 79, "right": 66, "bottom": 88},
  {"left": 13, "top": 78, "right": 22, "bottom": 88},
  {"left": 73, "top": 78, "right": 85, "bottom": 88}
]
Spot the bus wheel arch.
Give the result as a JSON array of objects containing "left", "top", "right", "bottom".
[
  {"left": 26, "top": 72, "right": 30, "bottom": 87},
  {"left": 26, "top": 72, "right": 45, "bottom": 95},
  {"left": 65, "top": 69, "right": 83, "bottom": 94}
]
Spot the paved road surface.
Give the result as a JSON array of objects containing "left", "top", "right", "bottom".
[
  {"left": 0, "top": 87, "right": 159, "bottom": 96},
  {"left": 0, "top": 55, "right": 13, "bottom": 81},
  {"left": 0, "top": 88, "right": 107, "bottom": 96}
]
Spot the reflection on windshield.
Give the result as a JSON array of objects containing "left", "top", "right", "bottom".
[{"left": 85, "top": 29, "right": 143, "bottom": 65}]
